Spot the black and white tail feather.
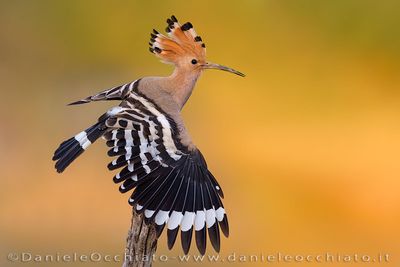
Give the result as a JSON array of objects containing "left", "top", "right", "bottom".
[{"left": 53, "top": 79, "right": 228, "bottom": 255}]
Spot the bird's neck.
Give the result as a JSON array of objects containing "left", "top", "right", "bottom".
[{"left": 164, "top": 66, "right": 201, "bottom": 109}]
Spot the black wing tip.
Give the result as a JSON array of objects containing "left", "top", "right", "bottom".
[
  {"left": 181, "top": 229, "right": 193, "bottom": 254},
  {"left": 52, "top": 137, "right": 82, "bottom": 173},
  {"left": 119, "top": 186, "right": 127, "bottom": 193},
  {"left": 107, "top": 149, "right": 117, "bottom": 157},
  {"left": 155, "top": 223, "right": 166, "bottom": 238},
  {"left": 208, "top": 223, "right": 221, "bottom": 253},
  {"left": 167, "top": 228, "right": 179, "bottom": 250},
  {"left": 53, "top": 122, "right": 104, "bottom": 174},
  {"left": 219, "top": 216, "right": 229, "bottom": 237},
  {"left": 108, "top": 162, "right": 118, "bottom": 171},
  {"left": 195, "top": 228, "right": 207, "bottom": 255},
  {"left": 54, "top": 160, "right": 70, "bottom": 173},
  {"left": 197, "top": 246, "right": 206, "bottom": 255}
]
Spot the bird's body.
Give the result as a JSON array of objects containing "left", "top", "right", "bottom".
[{"left": 53, "top": 15, "right": 244, "bottom": 255}]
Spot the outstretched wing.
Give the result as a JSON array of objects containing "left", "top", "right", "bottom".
[{"left": 104, "top": 86, "right": 228, "bottom": 255}]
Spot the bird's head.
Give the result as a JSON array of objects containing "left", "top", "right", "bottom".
[{"left": 149, "top": 16, "right": 245, "bottom": 77}]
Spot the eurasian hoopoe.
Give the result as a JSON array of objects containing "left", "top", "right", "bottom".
[{"left": 53, "top": 15, "right": 244, "bottom": 255}]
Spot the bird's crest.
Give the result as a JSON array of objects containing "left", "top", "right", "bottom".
[{"left": 149, "top": 15, "right": 206, "bottom": 64}]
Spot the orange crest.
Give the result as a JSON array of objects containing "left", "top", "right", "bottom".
[{"left": 149, "top": 16, "right": 206, "bottom": 64}]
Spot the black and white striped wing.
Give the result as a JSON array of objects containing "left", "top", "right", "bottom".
[
  {"left": 68, "top": 80, "right": 137, "bottom": 105},
  {"left": 104, "top": 91, "right": 228, "bottom": 254}
]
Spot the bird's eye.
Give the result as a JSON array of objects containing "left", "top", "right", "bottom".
[{"left": 191, "top": 59, "right": 198, "bottom": 65}]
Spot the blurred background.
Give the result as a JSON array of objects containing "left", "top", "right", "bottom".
[{"left": 1, "top": 0, "right": 399, "bottom": 266}]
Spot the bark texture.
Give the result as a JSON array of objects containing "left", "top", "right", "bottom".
[{"left": 123, "top": 209, "right": 158, "bottom": 267}]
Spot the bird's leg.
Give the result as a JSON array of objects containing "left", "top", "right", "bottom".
[{"left": 123, "top": 209, "right": 158, "bottom": 267}]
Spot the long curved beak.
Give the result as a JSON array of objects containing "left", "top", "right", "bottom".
[{"left": 202, "top": 62, "right": 245, "bottom": 77}]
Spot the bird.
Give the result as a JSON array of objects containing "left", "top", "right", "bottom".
[{"left": 52, "top": 15, "right": 244, "bottom": 255}]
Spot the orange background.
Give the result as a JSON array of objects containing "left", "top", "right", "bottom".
[{"left": 1, "top": 1, "right": 399, "bottom": 266}]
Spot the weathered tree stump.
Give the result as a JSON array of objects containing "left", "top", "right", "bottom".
[{"left": 123, "top": 209, "right": 158, "bottom": 267}]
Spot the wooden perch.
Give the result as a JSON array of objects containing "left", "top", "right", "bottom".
[{"left": 123, "top": 209, "right": 158, "bottom": 267}]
